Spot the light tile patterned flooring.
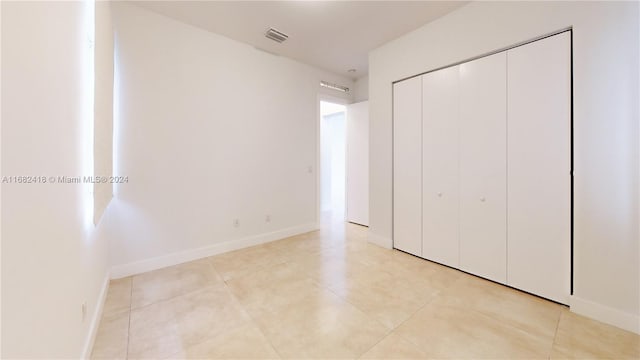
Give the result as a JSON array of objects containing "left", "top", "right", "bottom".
[{"left": 92, "top": 216, "right": 640, "bottom": 359}]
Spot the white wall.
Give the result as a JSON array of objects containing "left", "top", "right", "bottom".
[
  {"left": 107, "top": 3, "right": 353, "bottom": 276},
  {"left": 1, "top": 1, "right": 110, "bottom": 357},
  {"left": 369, "top": 1, "right": 639, "bottom": 333},
  {"left": 94, "top": 1, "right": 114, "bottom": 225},
  {"left": 353, "top": 75, "right": 369, "bottom": 102}
]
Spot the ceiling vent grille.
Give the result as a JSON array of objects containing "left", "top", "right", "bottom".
[{"left": 265, "top": 28, "right": 288, "bottom": 43}]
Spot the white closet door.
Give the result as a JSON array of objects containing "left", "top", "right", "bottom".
[
  {"left": 507, "top": 32, "right": 571, "bottom": 304},
  {"left": 393, "top": 76, "right": 422, "bottom": 256},
  {"left": 346, "top": 101, "right": 369, "bottom": 226},
  {"left": 422, "top": 66, "right": 460, "bottom": 267},
  {"left": 459, "top": 52, "right": 507, "bottom": 284}
]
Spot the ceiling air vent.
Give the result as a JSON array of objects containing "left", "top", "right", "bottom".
[{"left": 265, "top": 28, "right": 288, "bottom": 43}]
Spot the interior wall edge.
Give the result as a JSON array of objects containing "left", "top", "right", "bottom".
[
  {"left": 570, "top": 295, "right": 640, "bottom": 335},
  {"left": 81, "top": 272, "right": 110, "bottom": 359},
  {"left": 366, "top": 231, "right": 392, "bottom": 249}
]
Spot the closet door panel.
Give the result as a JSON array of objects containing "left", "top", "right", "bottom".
[
  {"left": 422, "top": 66, "right": 460, "bottom": 267},
  {"left": 459, "top": 52, "right": 507, "bottom": 284},
  {"left": 507, "top": 32, "right": 571, "bottom": 304},
  {"left": 346, "top": 101, "right": 370, "bottom": 226},
  {"left": 393, "top": 76, "right": 422, "bottom": 256}
]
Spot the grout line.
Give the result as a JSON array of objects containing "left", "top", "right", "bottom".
[
  {"left": 221, "top": 280, "right": 285, "bottom": 359},
  {"left": 127, "top": 266, "right": 223, "bottom": 313},
  {"left": 548, "top": 309, "right": 564, "bottom": 358},
  {"left": 381, "top": 285, "right": 444, "bottom": 356},
  {"left": 248, "top": 317, "right": 284, "bottom": 360},
  {"left": 132, "top": 283, "right": 220, "bottom": 312},
  {"left": 317, "top": 281, "right": 394, "bottom": 359},
  {"left": 206, "top": 256, "right": 224, "bottom": 283},
  {"left": 453, "top": 275, "right": 567, "bottom": 351},
  {"left": 319, "top": 277, "right": 392, "bottom": 330},
  {"left": 356, "top": 331, "right": 393, "bottom": 359}
]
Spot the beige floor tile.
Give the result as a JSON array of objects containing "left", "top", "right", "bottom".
[
  {"left": 103, "top": 277, "right": 132, "bottom": 316},
  {"left": 373, "top": 260, "right": 464, "bottom": 312},
  {"left": 225, "top": 260, "right": 326, "bottom": 321},
  {"left": 90, "top": 215, "right": 639, "bottom": 360},
  {"left": 300, "top": 247, "right": 395, "bottom": 289},
  {"left": 128, "top": 285, "right": 252, "bottom": 359},
  {"left": 225, "top": 261, "right": 314, "bottom": 299},
  {"left": 550, "top": 310, "right": 640, "bottom": 359},
  {"left": 383, "top": 252, "right": 465, "bottom": 290},
  {"left": 339, "top": 240, "right": 394, "bottom": 260},
  {"left": 262, "top": 232, "right": 333, "bottom": 258},
  {"left": 441, "top": 276, "right": 564, "bottom": 341},
  {"left": 169, "top": 323, "right": 280, "bottom": 359},
  {"left": 91, "top": 310, "right": 130, "bottom": 359},
  {"left": 252, "top": 287, "right": 390, "bottom": 359},
  {"left": 313, "top": 251, "right": 441, "bottom": 330},
  {"left": 131, "top": 259, "right": 221, "bottom": 309},
  {"left": 209, "top": 244, "right": 289, "bottom": 281},
  {"left": 331, "top": 275, "right": 439, "bottom": 330},
  {"left": 284, "top": 247, "right": 444, "bottom": 331},
  {"left": 360, "top": 333, "right": 429, "bottom": 359},
  {"left": 232, "top": 277, "right": 324, "bottom": 321},
  {"left": 395, "top": 300, "right": 552, "bottom": 359}
]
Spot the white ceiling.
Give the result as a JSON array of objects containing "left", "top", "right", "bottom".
[{"left": 132, "top": 1, "right": 467, "bottom": 79}]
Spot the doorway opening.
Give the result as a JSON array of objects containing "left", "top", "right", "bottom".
[{"left": 320, "top": 100, "right": 347, "bottom": 222}]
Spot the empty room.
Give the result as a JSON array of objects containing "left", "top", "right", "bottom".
[{"left": 2, "top": 1, "right": 639, "bottom": 359}]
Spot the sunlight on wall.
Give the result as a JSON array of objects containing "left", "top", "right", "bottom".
[
  {"left": 112, "top": 40, "right": 121, "bottom": 196},
  {"left": 83, "top": 0, "right": 95, "bottom": 230}
]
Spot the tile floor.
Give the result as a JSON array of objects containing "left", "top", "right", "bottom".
[{"left": 92, "top": 216, "right": 640, "bottom": 359}]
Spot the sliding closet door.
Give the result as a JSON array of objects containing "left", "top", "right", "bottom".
[
  {"left": 459, "top": 53, "right": 507, "bottom": 284},
  {"left": 393, "top": 76, "right": 422, "bottom": 256},
  {"left": 422, "top": 66, "right": 460, "bottom": 267},
  {"left": 507, "top": 32, "right": 571, "bottom": 304}
]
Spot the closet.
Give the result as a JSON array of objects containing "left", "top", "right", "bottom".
[
  {"left": 459, "top": 52, "right": 508, "bottom": 284},
  {"left": 392, "top": 31, "right": 571, "bottom": 304},
  {"left": 393, "top": 76, "right": 423, "bottom": 257},
  {"left": 422, "top": 65, "right": 460, "bottom": 268}
]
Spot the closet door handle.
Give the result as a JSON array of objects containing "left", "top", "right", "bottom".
[{"left": 480, "top": 197, "right": 486, "bottom": 202}]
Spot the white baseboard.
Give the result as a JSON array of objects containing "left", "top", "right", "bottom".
[
  {"left": 82, "top": 272, "right": 110, "bottom": 359},
  {"left": 570, "top": 295, "right": 640, "bottom": 334},
  {"left": 110, "top": 222, "right": 319, "bottom": 279},
  {"left": 367, "top": 231, "right": 393, "bottom": 249}
]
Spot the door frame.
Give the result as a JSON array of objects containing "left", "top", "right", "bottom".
[{"left": 316, "top": 94, "right": 350, "bottom": 226}]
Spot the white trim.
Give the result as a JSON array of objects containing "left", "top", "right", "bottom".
[
  {"left": 570, "top": 295, "right": 640, "bottom": 334},
  {"left": 367, "top": 231, "right": 393, "bottom": 249},
  {"left": 82, "top": 272, "right": 110, "bottom": 359},
  {"left": 110, "top": 222, "right": 319, "bottom": 279}
]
